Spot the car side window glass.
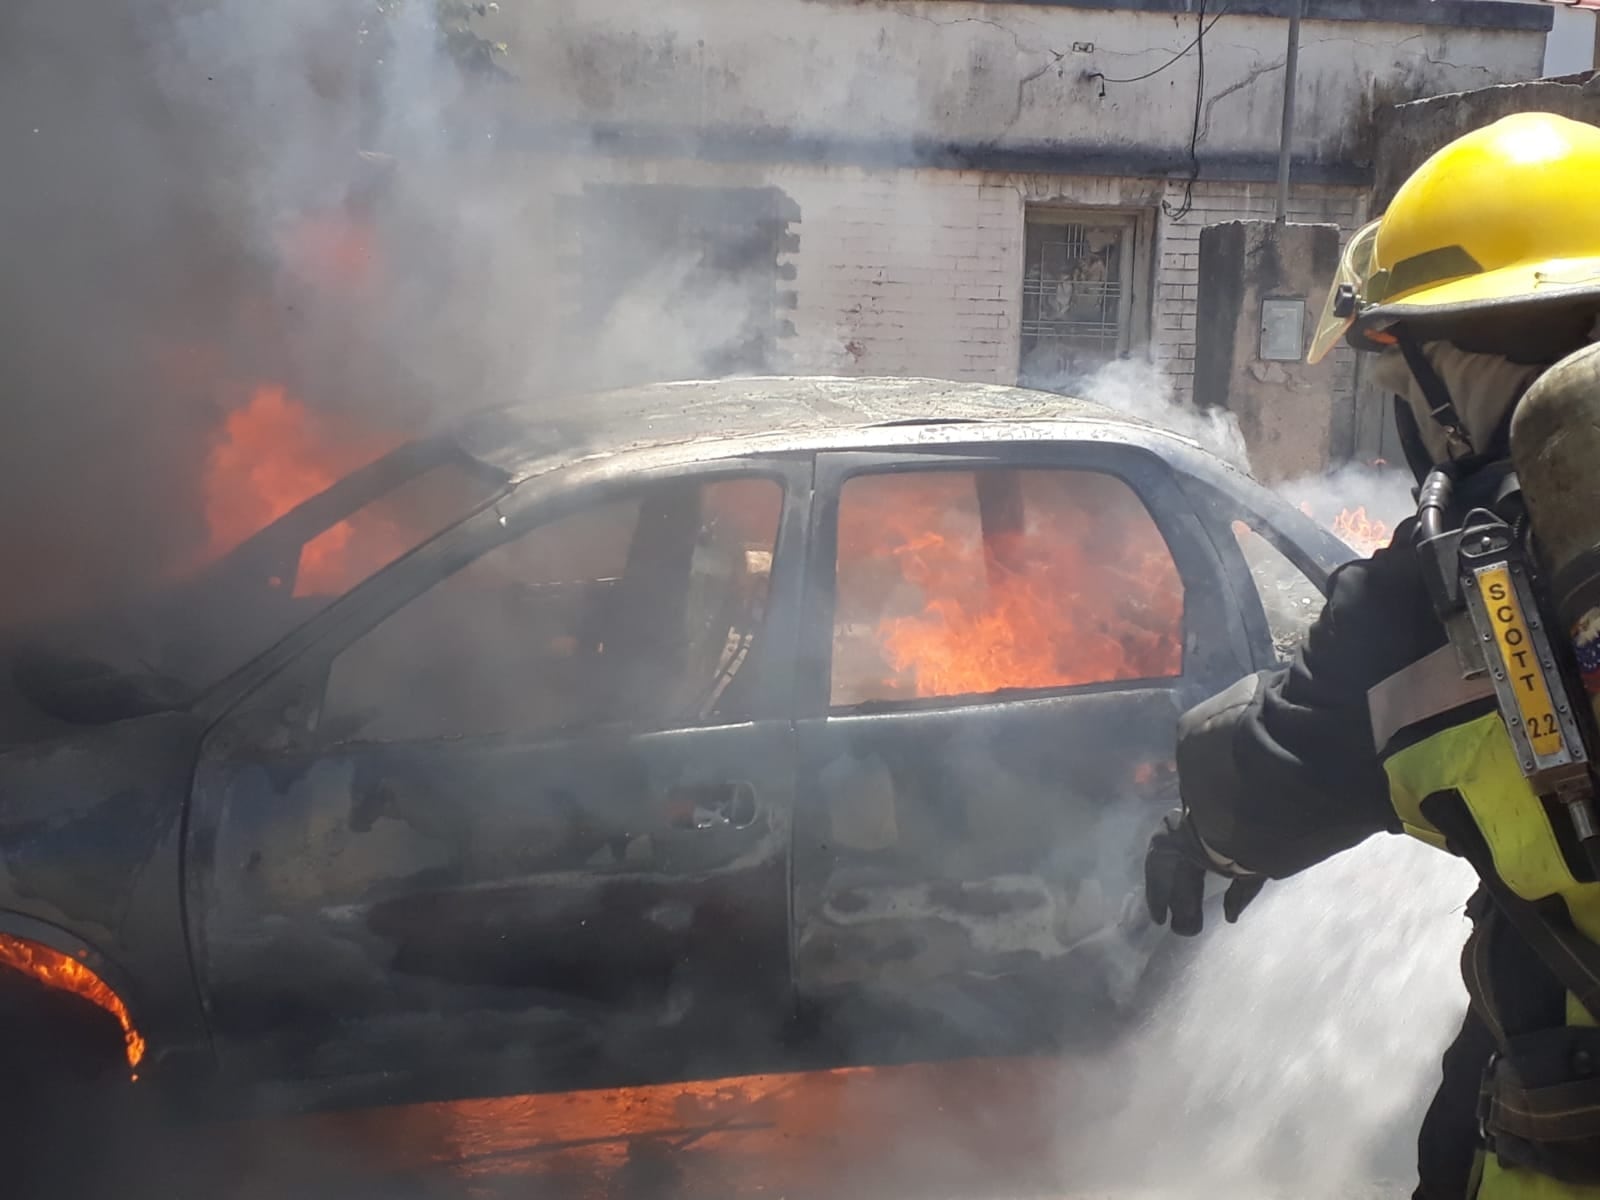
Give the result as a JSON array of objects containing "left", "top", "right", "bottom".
[
  {"left": 1230, "top": 520, "right": 1324, "bottom": 661},
  {"left": 320, "top": 476, "right": 783, "bottom": 742},
  {"left": 830, "top": 467, "right": 1184, "bottom": 708}
]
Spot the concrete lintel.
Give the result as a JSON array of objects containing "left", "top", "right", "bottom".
[
  {"left": 496, "top": 119, "right": 1373, "bottom": 187},
  {"left": 929, "top": 0, "right": 1551, "bottom": 32}
]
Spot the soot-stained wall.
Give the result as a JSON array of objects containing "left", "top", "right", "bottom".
[{"left": 1195, "top": 220, "right": 1342, "bottom": 480}]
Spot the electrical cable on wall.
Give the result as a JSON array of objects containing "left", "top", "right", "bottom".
[
  {"left": 1163, "top": 0, "right": 1207, "bottom": 222},
  {"left": 1087, "top": 2, "right": 1220, "bottom": 222},
  {"left": 1087, "top": 5, "right": 1228, "bottom": 87}
]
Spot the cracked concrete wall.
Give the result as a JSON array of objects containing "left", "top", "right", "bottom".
[
  {"left": 1195, "top": 221, "right": 1344, "bottom": 480},
  {"left": 1372, "top": 74, "right": 1600, "bottom": 208},
  {"left": 487, "top": 0, "right": 1547, "bottom": 167}
]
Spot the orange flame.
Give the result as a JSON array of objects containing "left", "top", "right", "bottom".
[
  {"left": 203, "top": 385, "right": 403, "bottom": 596},
  {"left": 1301, "top": 501, "right": 1392, "bottom": 557},
  {"left": 279, "top": 213, "right": 380, "bottom": 294},
  {"left": 1331, "top": 505, "right": 1392, "bottom": 556},
  {"left": 0, "top": 935, "right": 145, "bottom": 1069},
  {"left": 834, "top": 472, "right": 1183, "bottom": 703}
]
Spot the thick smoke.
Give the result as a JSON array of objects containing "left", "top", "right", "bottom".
[
  {"left": 1041, "top": 836, "right": 1475, "bottom": 1199},
  {"left": 1073, "top": 358, "right": 1252, "bottom": 470},
  {"left": 1073, "top": 357, "right": 1417, "bottom": 539},
  {"left": 0, "top": 0, "right": 789, "bottom": 632},
  {"left": 5, "top": 3, "right": 1470, "bottom": 1196}
]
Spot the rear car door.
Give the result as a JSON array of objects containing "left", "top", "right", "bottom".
[
  {"left": 791, "top": 443, "right": 1257, "bottom": 1051},
  {"left": 187, "top": 459, "right": 807, "bottom": 1101}
]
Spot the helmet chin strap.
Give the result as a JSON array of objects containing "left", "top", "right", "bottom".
[
  {"left": 1395, "top": 326, "right": 1477, "bottom": 460},
  {"left": 1393, "top": 400, "right": 1437, "bottom": 486}
]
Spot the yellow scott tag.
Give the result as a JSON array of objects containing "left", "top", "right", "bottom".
[{"left": 1476, "top": 564, "right": 1566, "bottom": 760}]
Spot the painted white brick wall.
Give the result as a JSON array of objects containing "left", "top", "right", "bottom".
[
  {"left": 549, "top": 154, "right": 1368, "bottom": 437},
  {"left": 787, "top": 167, "right": 1181, "bottom": 386},
  {"left": 782, "top": 167, "right": 1020, "bottom": 383}
]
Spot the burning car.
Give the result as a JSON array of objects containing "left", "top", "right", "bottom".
[{"left": 0, "top": 376, "right": 1355, "bottom": 1140}]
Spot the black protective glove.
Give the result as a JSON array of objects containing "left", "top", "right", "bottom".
[{"left": 1144, "top": 807, "right": 1267, "bottom": 937}]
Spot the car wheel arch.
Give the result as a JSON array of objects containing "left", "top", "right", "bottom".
[{"left": 0, "top": 910, "right": 146, "bottom": 1076}]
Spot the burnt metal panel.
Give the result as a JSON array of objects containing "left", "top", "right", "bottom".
[
  {"left": 788, "top": 441, "right": 1254, "bottom": 1049},
  {"left": 0, "top": 713, "right": 212, "bottom": 1070},
  {"left": 185, "top": 455, "right": 814, "bottom": 1101}
]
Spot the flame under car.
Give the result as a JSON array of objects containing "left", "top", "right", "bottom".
[{"left": 0, "top": 376, "right": 1357, "bottom": 1126}]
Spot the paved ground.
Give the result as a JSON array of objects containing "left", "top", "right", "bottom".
[
  {"left": 104, "top": 1053, "right": 1413, "bottom": 1200},
  {"left": 85, "top": 840, "right": 1463, "bottom": 1200}
]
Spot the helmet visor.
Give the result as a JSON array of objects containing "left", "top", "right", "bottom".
[{"left": 1308, "top": 219, "right": 1381, "bottom": 364}]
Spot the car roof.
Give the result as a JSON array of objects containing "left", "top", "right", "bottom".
[
  {"left": 443, "top": 373, "right": 1360, "bottom": 584},
  {"left": 447, "top": 375, "right": 1184, "bottom": 483}
]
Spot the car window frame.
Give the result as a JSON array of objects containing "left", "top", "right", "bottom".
[
  {"left": 798, "top": 442, "right": 1253, "bottom": 720},
  {"left": 198, "top": 453, "right": 813, "bottom": 756},
  {"left": 1172, "top": 469, "right": 1357, "bottom": 672}
]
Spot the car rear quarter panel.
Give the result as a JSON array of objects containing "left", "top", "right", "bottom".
[{"left": 0, "top": 712, "right": 211, "bottom": 1067}]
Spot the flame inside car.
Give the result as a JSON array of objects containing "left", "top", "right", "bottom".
[
  {"left": 1330, "top": 505, "right": 1393, "bottom": 556},
  {"left": 0, "top": 935, "right": 145, "bottom": 1070},
  {"left": 202, "top": 385, "right": 404, "bottom": 596},
  {"left": 833, "top": 469, "right": 1184, "bottom": 703},
  {"left": 1300, "top": 501, "right": 1393, "bottom": 558}
]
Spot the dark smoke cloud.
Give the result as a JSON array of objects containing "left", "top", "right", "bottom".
[
  {"left": 2, "top": 8, "right": 1460, "bottom": 1197},
  {"left": 0, "top": 0, "right": 580, "bottom": 630},
  {"left": 1, "top": 0, "right": 243, "bottom": 622}
]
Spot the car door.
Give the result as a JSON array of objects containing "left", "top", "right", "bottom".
[
  {"left": 1173, "top": 466, "right": 1356, "bottom": 669},
  {"left": 790, "top": 443, "right": 1257, "bottom": 1051},
  {"left": 186, "top": 458, "right": 808, "bottom": 1100}
]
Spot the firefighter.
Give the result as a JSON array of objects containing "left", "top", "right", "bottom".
[{"left": 1142, "top": 110, "right": 1600, "bottom": 1199}]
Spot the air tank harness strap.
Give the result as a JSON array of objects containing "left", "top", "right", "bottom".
[{"left": 1425, "top": 793, "right": 1600, "bottom": 1182}]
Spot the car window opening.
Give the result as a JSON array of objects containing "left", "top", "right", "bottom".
[
  {"left": 320, "top": 476, "right": 784, "bottom": 743},
  {"left": 830, "top": 466, "right": 1184, "bottom": 708},
  {"left": 1230, "top": 519, "right": 1325, "bottom": 662}
]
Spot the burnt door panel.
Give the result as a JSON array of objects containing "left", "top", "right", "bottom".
[
  {"left": 792, "top": 449, "right": 1251, "bottom": 1052},
  {"left": 189, "top": 466, "right": 804, "bottom": 1098},
  {"left": 193, "top": 723, "right": 792, "bottom": 1093}
]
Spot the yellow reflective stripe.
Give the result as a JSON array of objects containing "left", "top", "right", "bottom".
[
  {"left": 1398, "top": 820, "right": 1450, "bottom": 851},
  {"left": 1385, "top": 713, "right": 1576, "bottom": 904},
  {"left": 1479, "top": 1153, "right": 1600, "bottom": 1199},
  {"left": 1569, "top": 991, "right": 1599, "bottom": 1029}
]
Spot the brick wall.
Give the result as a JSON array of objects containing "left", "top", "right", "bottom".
[
  {"left": 784, "top": 166, "right": 1177, "bottom": 385},
  {"left": 775, "top": 166, "right": 1018, "bottom": 382},
  {"left": 1151, "top": 180, "right": 1367, "bottom": 406},
  {"left": 547, "top": 154, "right": 1368, "bottom": 438},
  {"left": 786, "top": 167, "right": 1366, "bottom": 410}
]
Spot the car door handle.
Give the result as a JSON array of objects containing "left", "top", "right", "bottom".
[{"left": 665, "top": 781, "right": 759, "bottom": 831}]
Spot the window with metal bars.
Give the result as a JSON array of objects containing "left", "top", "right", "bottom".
[{"left": 1019, "top": 212, "right": 1137, "bottom": 393}]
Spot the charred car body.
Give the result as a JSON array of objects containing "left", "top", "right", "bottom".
[{"left": 0, "top": 377, "right": 1352, "bottom": 1123}]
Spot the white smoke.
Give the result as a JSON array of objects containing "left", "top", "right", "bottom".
[
  {"left": 1067, "top": 358, "right": 1253, "bottom": 470},
  {"left": 1063, "top": 356, "right": 1416, "bottom": 549},
  {"left": 3, "top": 3, "right": 1478, "bottom": 1196},
  {"left": 1278, "top": 460, "right": 1418, "bottom": 541},
  {"left": 1049, "top": 835, "right": 1474, "bottom": 1198}
]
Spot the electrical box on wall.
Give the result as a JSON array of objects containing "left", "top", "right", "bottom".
[{"left": 1259, "top": 298, "right": 1306, "bottom": 362}]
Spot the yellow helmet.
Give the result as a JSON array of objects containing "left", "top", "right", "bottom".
[{"left": 1314, "top": 112, "right": 1600, "bottom": 360}]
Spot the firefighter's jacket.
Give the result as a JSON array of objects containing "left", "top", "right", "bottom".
[{"left": 1179, "top": 515, "right": 1600, "bottom": 1199}]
